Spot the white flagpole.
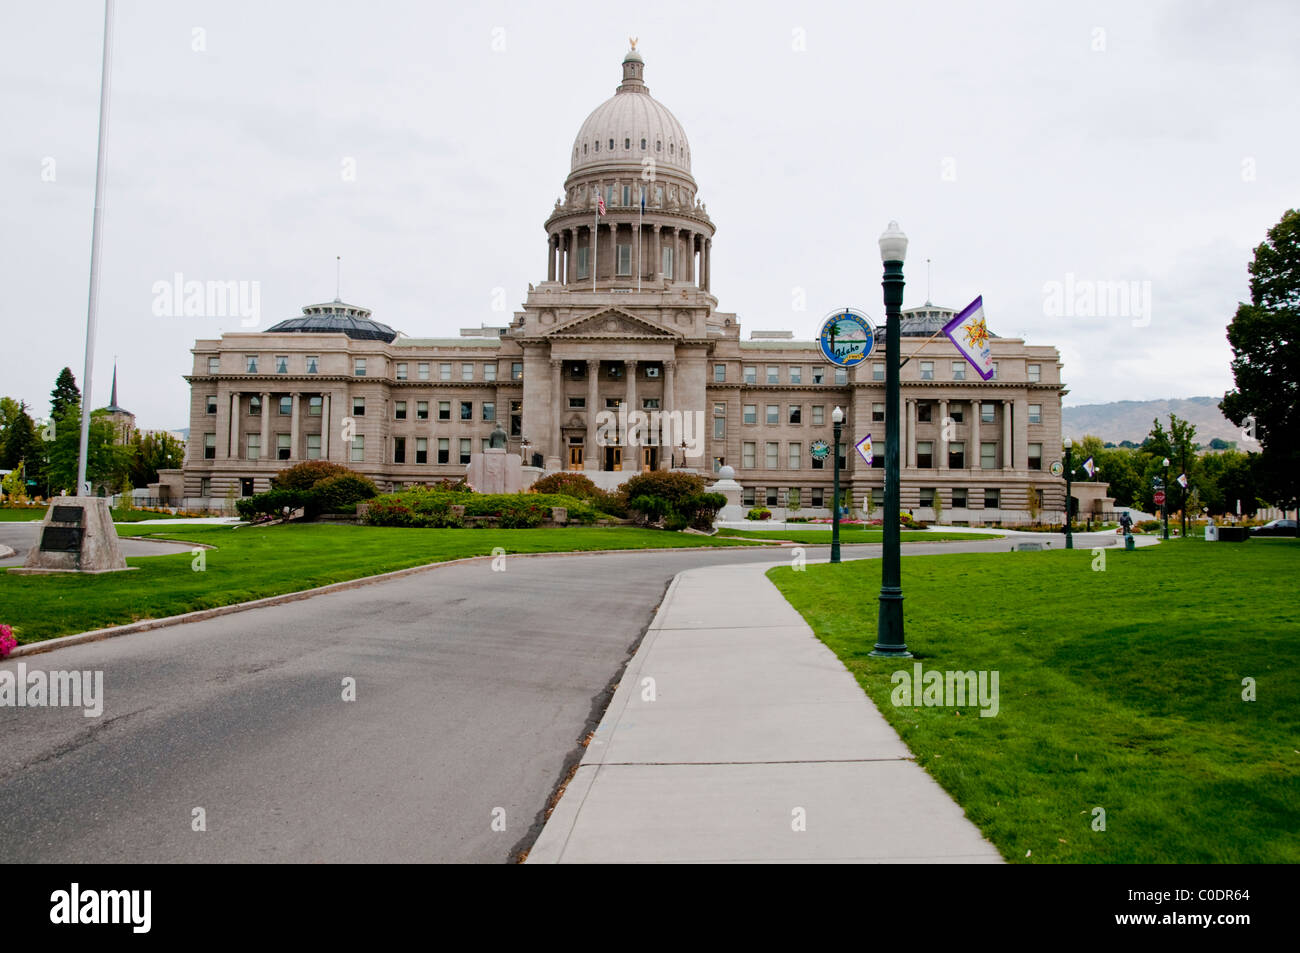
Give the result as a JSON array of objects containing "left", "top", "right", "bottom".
[{"left": 77, "top": 0, "right": 116, "bottom": 498}]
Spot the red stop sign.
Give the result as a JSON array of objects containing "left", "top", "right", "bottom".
[{"left": 1154, "top": 490, "right": 1166, "bottom": 505}]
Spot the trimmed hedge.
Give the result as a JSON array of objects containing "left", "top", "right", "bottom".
[{"left": 364, "top": 489, "right": 604, "bottom": 528}]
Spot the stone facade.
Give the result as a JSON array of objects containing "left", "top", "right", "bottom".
[{"left": 181, "top": 46, "right": 1067, "bottom": 525}]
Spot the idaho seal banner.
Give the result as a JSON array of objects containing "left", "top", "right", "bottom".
[
  {"left": 944, "top": 295, "right": 994, "bottom": 381},
  {"left": 819, "top": 309, "right": 875, "bottom": 367}
]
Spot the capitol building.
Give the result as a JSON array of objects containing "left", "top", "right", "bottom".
[{"left": 181, "top": 46, "right": 1067, "bottom": 524}]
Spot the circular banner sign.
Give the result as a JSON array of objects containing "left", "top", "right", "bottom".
[
  {"left": 810, "top": 439, "right": 831, "bottom": 461},
  {"left": 1049, "top": 461, "right": 1064, "bottom": 477},
  {"left": 818, "top": 309, "right": 876, "bottom": 367}
]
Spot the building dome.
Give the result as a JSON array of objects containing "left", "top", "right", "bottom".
[
  {"left": 570, "top": 46, "right": 691, "bottom": 176},
  {"left": 267, "top": 299, "right": 397, "bottom": 342}
]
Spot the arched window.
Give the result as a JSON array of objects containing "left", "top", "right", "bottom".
[
  {"left": 624, "top": 137, "right": 630, "bottom": 149},
  {"left": 656, "top": 140, "right": 662, "bottom": 151},
  {"left": 608, "top": 138, "right": 614, "bottom": 150},
  {"left": 669, "top": 143, "right": 674, "bottom": 155},
  {"left": 594, "top": 140, "right": 599, "bottom": 152},
  {"left": 640, "top": 138, "right": 646, "bottom": 150}
]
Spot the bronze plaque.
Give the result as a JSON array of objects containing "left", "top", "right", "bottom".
[
  {"left": 51, "top": 506, "right": 84, "bottom": 525},
  {"left": 40, "top": 526, "right": 83, "bottom": 553}
]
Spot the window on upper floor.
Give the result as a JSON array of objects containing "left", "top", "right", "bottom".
[{"left": 1028, "top": 363, "right": 1041, "bottom": 382}]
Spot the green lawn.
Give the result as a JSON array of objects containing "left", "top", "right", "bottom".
[
  {"left": 2, "top": 523, "right": 764, "bottom": 645},
  {"left": 769, "top": 538, "right": 1300, "bottom": 863},
  {"left": 718, "top": 528, "right": 1002, "bottom": 544},
  {"left": 0, "top": 507, "right": 47, "bottom": 521}
]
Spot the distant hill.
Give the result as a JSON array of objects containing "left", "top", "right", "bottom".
[{"left": 1062, "top": 397, "right": 1243, "bottom": 446}]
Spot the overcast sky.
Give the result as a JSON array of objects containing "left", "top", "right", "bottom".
[{"left": 3, "top": 0, "right": 1297, "bottom": 430}]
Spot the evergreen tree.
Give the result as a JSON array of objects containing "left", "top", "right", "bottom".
[{"left": 50, "top": 367, "right": 80, "bottom": 422}]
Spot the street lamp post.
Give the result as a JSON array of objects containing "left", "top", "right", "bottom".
[
  {"left": 1064, "top": 438, "right": 1074, "bottom": 549},
  {"left": 831, "top": 406, "right": 843, "bottom": 564},
  {"left": 1162, "top": 457, "right": 1170, "bottom": 540},
  {"left": 871, "top": 221, "right": 911, "bottom": 659}
]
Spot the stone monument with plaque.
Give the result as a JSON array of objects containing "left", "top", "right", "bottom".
[{"left": 15, "top": 496, "right": 130, "bottom": 574}]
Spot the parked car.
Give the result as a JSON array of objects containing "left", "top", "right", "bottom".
[{"left": 1250, "top": 518, "right": 1298, "bottom": 537}]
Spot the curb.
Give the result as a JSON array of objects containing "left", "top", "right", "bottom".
[{"left": 4, "top": 541, "right": 788, "bottom": 659}]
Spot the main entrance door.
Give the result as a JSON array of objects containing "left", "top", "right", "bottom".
[
  {"left": 568, "top": 443, "right": 584, "bottom": 470},
  {"left": 604, "top": 446, "right": 622, "bottom": 472},
  {"left": 641, "top": 447, "right": 658, "bottom": 471}
]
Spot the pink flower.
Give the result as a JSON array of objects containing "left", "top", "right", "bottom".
[{"left": 0, "top": 624, "right": 16, "bottom": 658}]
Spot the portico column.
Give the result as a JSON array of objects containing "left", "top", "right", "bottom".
[
  {"left": 289, "top": 394, "right": 300, "bottom": 461},
  {"left": 585, "top": 359, "right": 600, "bottom": 471},
  {"left": 662, "top": 360, "right": 676, "bottom": 469},
  {"left": 260, "top": 392, "right": 270, "bottom": 463},
  {"left": 683, "top": 229, "right": 694, "bottom": 283},
  {"left": 938, "top": 399, "right": 948, "bottom": 470},
  {"left": 565, "top": 228, "right": 575, "bottom": 284},
  {"left": 322, "top": 393, "right": 331, "bottom": 460},
  {"left": 229, "top": 392, "right": 240, "bottom": 458},
  {"left": 703, "top": 238, "right": 712, "bottom": 291},
  {"left": 551, "top": 359, "right": 564, "bottom": 464},
  {"left": 547, "top": 234, "right": 556, "bottom": 282},
  {"left": 652, "top": 225, "right": 662, "bottom": 279},
  {"left": 624, "top": 360, "right": 638, "bottom": 470},
  {"left": 1003, "top": 400, "right": 1013, "bottom": 469}
]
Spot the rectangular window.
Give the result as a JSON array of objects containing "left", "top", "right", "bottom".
[
  {"left": 920, "top": 487, "right": 935, "bottom": 507},
  {"left": 714, "top": 415, "right": 725, "bottom": 439},
  {"left": 416, "top": 437, "right": 428, "bottom": 464},
  {"left": 511, "top": 362, "right": 523, "bottom": 381},
  {"left": 306, "top": 356, "right": 319, "bottom": 374},
  {"left": 418, "top": 362, "right": 430, "bottom": 381},
  {"left": 985, "top": 488, "right": 1001, "bottom": 508},
  {"left": 812, "top": 405, "right": 825, "bottom": 426},
  {"left": 991, "top": 362, "right": 999, "bottom": 380},
  {"left": 872, "top": 402, "right": 885, "bottom": 422},
  {"left": 278, "top": 396, "right": 291, "bottom": 416},
  {"left": 642, "top": 398, "right": 660, "bottom": 409},
  {"left": 949, "top": 441, "right": 966, "bottom": 469},
  {"left": 307, "top": 434, "right": 321, "bottom": 459},
  {"left": 350, "top": 435, "right": 364, "bottom": 462},
  {"left": 417, "top": 401, "right": 429, "bottom": 420},
  {"left": 484, "top": 363, "right": 497, "bottom": 382},
  {"left": 200, "top": 477, "right": 211, "bottom": 497},
  {"left": 462, "top": 363, "right": 474, "bottom": 382},
  {"left": 204, "top": 433, "right": 216, "bottom": 459},
  {"left": 952, "top": 361, "right": 966, "bottom": 381},
  {"left": 396, "top": 362, "right": 408, "bottom": 380},
  {"left": 459, "top": 438, "right": 472, "bottom": 465},
  {"left": 788, "top": 405, "right": 801, "bottom": 424},
  {"left": 981, "top": 402, "right": 995, "bottom": 423},
  {"left": 766, "top": 404, "right": 779, "bottom": 425},
  {"left": 743, "top": 365, "right": 757, "bottom": 384},
  {"left": 811, "top": 488, "right": 824, "bottom": 507},
  {"left": 766, "top": 488, "right": 778, "bottom": 507},
  {"left": 765, "top": 442, "right": 779, "bottom": 468},
  {"left": 277, "top": 433, "right": 290, "bottom": 460},
  {"left": 482, "top": 438, "right": 490, "bottom": 453},
  {"left": 917, "top": 441, "right": 933, "bottom": 469},
  {"left": 742, "top": 487, "right": 755, "bottom": 507},
  {"left": 605, "top": 397, "right": 621, "bottom": 409},
  {"left": 1029, "top": 404, "right": 1042, "bottom": 424},
  {"left": 766, "top": 366, "right": 779, "bottom": 384},
  {"left": 789, "top": 366, "right": 802, "bottom": 385},
  {"left": 952, "top": 487, "right": 967, "bottom": 507},
  {"left": 309, "top": 396, "right": 322, "bottom": 416},
  {"left": 439, "top": 363, "right": 452, "bottom": 381},
  {"left": 813, "top": 366, "right": 826, "bottom": 384},
  {"left": 578, "top": 246, "right": 590, "bottom": 279},
  {"left": 275, "top": 355, "right": 288, "bottom": 374},
  {"left": 352, "top": 397, "right": 365, "bottom": 416},
  {"left": 438, "top": 401, "right": 451, "bottom": 421},
  {"left": 510, "top": 400, "right": 522, "bottom": 436},
  {"left": 950, "top": 406, "right": 964, "bottom": 423},
  {"left": 788, "top": 442, "right": 801, "bottom": 469},
  {"left": 354, "top": 358, "right": 366, "bottom": 377},
  {"left": 208, "top": 357, "right": 220, "bottom": 374},
  {"left": 714, "top": 364, "right": 726, "bottom": 383},
  {"left": 460, "top": 401, "right": 473, "bottom": 421},
  {"left": 617, "top": 244, "right": 631, "bottom": 275},
  {"left": 1029, "top": 442, "right": 1042, "bottom": 470},
  {"left": 568, "top": 397, "right": 586, "bottom": 409},
  {"left": 395, "top": 401, "right": 407, "bottom": 420},
  {"left": 1028, "top": 363, "right": 1041, "bottom": 383},
  {"left": 245, "top": 355, "right": 258, "bottom": 373},
  {"left": 482, "top": 402, "right": 495, "bottom": 422},
  {"left": 872, "top": 362, "right": 884, "bottom": 381},
  {"left": 206, "top": 395, "right": 217, "bottom": 415},
  {"left": 437, "top": 438, "right": 449, "bottom": 464},
  {"left": 742, "top": 442, "right": 756, "bottom": 468},
  {"left": 661, "top": 246, "right": 673, "bottom": 279},
  {"left": 743, "top": 404, "right": 757, "bottom": 424},
  {"left": 812, "top": 452, "right": 824, "bottom": 470},
  {"left": 918, "top": 402, "right": 932, "bottom": 423},
  {"left": 394, "top": 437, "right": 406, "bottom": 464},
  {"left": 871, "top": 488, "right": 885, "bottom": 509},
  {"left": 645, "top": 365, "right": 660, "bottom": 380},
  {"left": 834, "top": 367, "right": 848, "bottom": 385},
  {"left": 920, "top": 361, "right": 934, "bottom": 380},
  {"left": 248, "top": 395, "right": 261, "bottom": 416},
  {"left": 981, "top": 442, "right": 997, "bottom": 469}
]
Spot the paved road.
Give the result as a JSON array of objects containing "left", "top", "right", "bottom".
[
  {"left": 0, "top": 522, "right": 193, "bottom": 567},
  {"left": 0, "top": 534, "right": 1094, "bottom": 863}
]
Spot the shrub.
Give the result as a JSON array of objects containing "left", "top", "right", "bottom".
[
  {"left": 310, "top": 473, "right": 378, "bottom": 514},
  {"left": 618, "top": 471, "right": 707, "bottom": 509},
  {"left": 747, "top": 507, "right": 772, "bottom": 521},
  {"left": 363, "top": 490, "right": 601, "bottom": 528},
  {"left": 235, "top": 488, "right": 309, "bottom": 520},
  {"left": 0, "top": 623, "right": 17, "bottom": 658},
  {"left": 271, "top": 461, "right": 352, "bottom": 492},
  {"left": 532, "top": 472, "right": 599, "bottom": 498},
  {"left": 685, "top": 492, "right": 727, "bottom": 530}
]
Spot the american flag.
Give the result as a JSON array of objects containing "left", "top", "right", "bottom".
[{"left": 597, "top": 193, "right": 606, "bottom": 216}]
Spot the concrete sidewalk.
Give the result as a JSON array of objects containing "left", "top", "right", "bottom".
[{"left": 526, "top": 559, "right": 1004, "bottom": 864}]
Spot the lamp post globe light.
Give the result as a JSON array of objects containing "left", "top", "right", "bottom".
[
  {"left": 1063, "top": 438, "right": 1074, "bottom": 549},
  {"left": 1162, "top": 457, "right": 1171, "bottom": 540},
  {"left": 871, "top": 221, "right": 911, "bottom": 659},
  {"left": 831, "top": 406, "right": 844, "bottom": 564}
]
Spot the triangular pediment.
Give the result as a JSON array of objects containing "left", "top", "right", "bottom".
[{"left": 544, "top": 308, "right": 679, "bottom": 338}]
